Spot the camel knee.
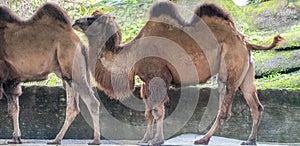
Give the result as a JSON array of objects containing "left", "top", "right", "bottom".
[
  {"left": 88, "top": 99, "right": 100, "bottom": 115},
  {"left": 258, "top": 104, "right": 264, "bottom": 112},
  {"left": 145, "top": 110, "right": 154, "bottom": 120},
  {"left": 218, "top": 107, "right": 232, "bottom": 125},
  {"left": 250, "top": 104, "right": 264, "bottom": 119},
  {"left": 151, "top": 107, "right": 163, "bottom": 120},
  {"left": 220, "top": 111, "right": 231, "bottom": 121},
  {"left": 8, "top": 102, "right": 19, "bottom": 115},
  {"left": 66, "top": 105, "right": 80, "bottom": 117},
  {"left": 7, "top": 97, "right": 20, "bottom": 115}
]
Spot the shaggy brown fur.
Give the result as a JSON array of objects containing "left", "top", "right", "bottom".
[
  {"left": 0, "top": 3, "right": 70, "bottom": 27},
  {"left": 0, "top": 3, "right": 100, "bottom": 145},
  {"left": 191, "top": 3, "right": 233, "bottom": 25},
  {"left": 73, "top": 1, "right": 284, "bottom": 145}
]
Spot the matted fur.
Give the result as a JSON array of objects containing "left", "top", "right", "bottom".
[{"left": 191, "top": 3, "right": 233, "bottom": 24}]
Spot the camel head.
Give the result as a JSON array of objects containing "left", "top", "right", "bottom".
[
  {"left": 73, "top": 10, "right": 121, "bottom": 53},
  {"left": 72, "top": 10, "right": 104, "bottom": 32}
]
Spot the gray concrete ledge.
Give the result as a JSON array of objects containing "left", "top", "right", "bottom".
[
  {"left": 0, "top": 86, "right": 299, "bottom": 143},
  {"left": 1, "top": 134, "right": 300, "bottom": 145}
]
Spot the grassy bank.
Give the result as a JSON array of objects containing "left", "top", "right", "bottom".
[{"left": 2, "top": 0, "right": 299, "bottom": 90}]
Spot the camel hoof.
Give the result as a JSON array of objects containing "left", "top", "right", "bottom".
[
  {"left": 241, "top": 139, "right": 256, "bottom": 145},
  {"left": 7, "top": 137, "right": 22, "bottom": 144},
  {"left": 151, "top": 109, "right": 161, "bottom": 120},
  {"left": 47, "top": 139, "right": 61, "bottom": 145},
  {"left": 88, "top": 139, "right": 101, "bottom": 145},
  {"left": 138, "top": 135, "right": 155, "bottom": 144},
  {"left": 138, "top": 142, "right": 149, "bottom": 146},
  {"left": 194, "top": 138, "right": 210, "bottom": 145},
  {"left": 138, "top": 140, "right": 149, "bottom": 145},
  {"left": 148, "top": 138, "right": 164, "bottom": 146}
]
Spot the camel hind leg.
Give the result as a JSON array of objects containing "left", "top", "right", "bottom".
[
  {"left": 139, "top": 83, "right": 155, "bottom": 144},
  {"left": 194, "top": 80, "right": 238, "bottom": 145},
  {"left": 56, "top": 42, "right": 100, "bottom": 145},
  {"left": 240, "top": 62, "right": 264, "bottom": 145},
  {"left": 149, "top": 104, "right": 165, "bottom": 145},
  {"left": 195, "top": 46, "right": 249, "bottom": 145},
  {"left": 139, "top": 75, "right": 169, "bottom": 145},
  {"left": 69, "top": 44, "right": 100, "bottom": 145},
  {"left": 47, "top": 81, "right": 80, "bottom": 145},
  {"left": 72, "top": 81, "right": 100, "bottom": 145}
]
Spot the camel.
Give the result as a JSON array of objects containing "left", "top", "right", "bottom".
[
  {"left": 0, "top": 3, "right": 101, "bottom": 145},
  {"left": 73, "top": 1, "right": 284, "bottom": 145}
]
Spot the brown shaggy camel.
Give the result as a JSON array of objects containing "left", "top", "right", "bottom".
[
  {"left": 73, "top": 1, "right": 284, "bottom": 145},
  {"left": 0, "top": 3, "right": 100, "bottom": 145}
]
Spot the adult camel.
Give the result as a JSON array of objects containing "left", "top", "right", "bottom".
[
  {"left": 73, "top": 1, "right": 284, "bottom": 145},
  {"left": 0, "top": 3, "right": 100, "bottom": 145}
]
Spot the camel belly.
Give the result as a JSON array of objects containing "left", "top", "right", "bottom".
[
  {"left": 167, "top": 53, "right": 216, "bottom": 87},
  {"left": 3, "top": 26, "right": 60, "bottom": 82},
  {"left": 4, "top": 50, "right": 58, "bottom": 82}
]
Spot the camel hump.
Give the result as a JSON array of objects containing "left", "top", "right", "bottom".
[
  {"left": 33, "top": 3, "right": 71, "bottom": 26},
  {"left": 0, "top": 5, "right": 20, "bottom": 23},
  {"left": 194, "top": 3, "right": 233, "bottom": 23},
  {"left": 149, "top": 1, "right": 185, "bottom": 25}
]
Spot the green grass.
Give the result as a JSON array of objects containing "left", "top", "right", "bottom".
[
  {"left": 256, "top": 70, "right": 300, "bottom": 90},
  {"left": 279, "top": 25, "right": 300, "bottom": 49},
  {"left": 245, "top": 0, "right": 282, "bottom": 14},
  {"left": 24, "top": 73, "right": 63, "bottom": 86}
]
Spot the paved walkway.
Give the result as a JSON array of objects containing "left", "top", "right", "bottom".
[{"left": 1, "top": 134, "right": 299, "bottom": 145}]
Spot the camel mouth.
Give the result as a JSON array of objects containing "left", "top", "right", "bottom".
[{"left": 72, "top": 23, "right": 83, "bottom": 32}]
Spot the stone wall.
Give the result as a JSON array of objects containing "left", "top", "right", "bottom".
[{"left": 0, "top": 86, "right": 299, "bottom": 143}]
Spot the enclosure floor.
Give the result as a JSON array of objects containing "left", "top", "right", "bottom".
[{"left": 1, "top": 134, "right": 299, "bottom": 145}]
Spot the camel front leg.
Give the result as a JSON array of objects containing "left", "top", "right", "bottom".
[
  {"left": 149, "top": 104, "right": 165, "bottom": 145},
  {"left": 139, "top": 108, "right": 154, "bottom": 143},
  {"left": 140, "top": 80, "right": 167, "bottom": 145},
  {"left": 5, "top": 83, "right": 22, "bottom": 144},
  {"left": 140, "top": 84, "right": 154, "bottom": 143},
  {"left": 47, "top": 82, "right": 80, "bottom": 145}
]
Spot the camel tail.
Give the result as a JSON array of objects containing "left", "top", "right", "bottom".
[{"left": 247, "top": 35, "right": 285, "bottom": 51}]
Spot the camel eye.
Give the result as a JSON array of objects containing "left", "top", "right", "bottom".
[{"left": 87, "top": 17, "right": 96, "bottom": 25}]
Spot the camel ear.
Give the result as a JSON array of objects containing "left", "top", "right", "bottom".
[{"left": 85, "top": 16, "right": 106, "bottom": 36}]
